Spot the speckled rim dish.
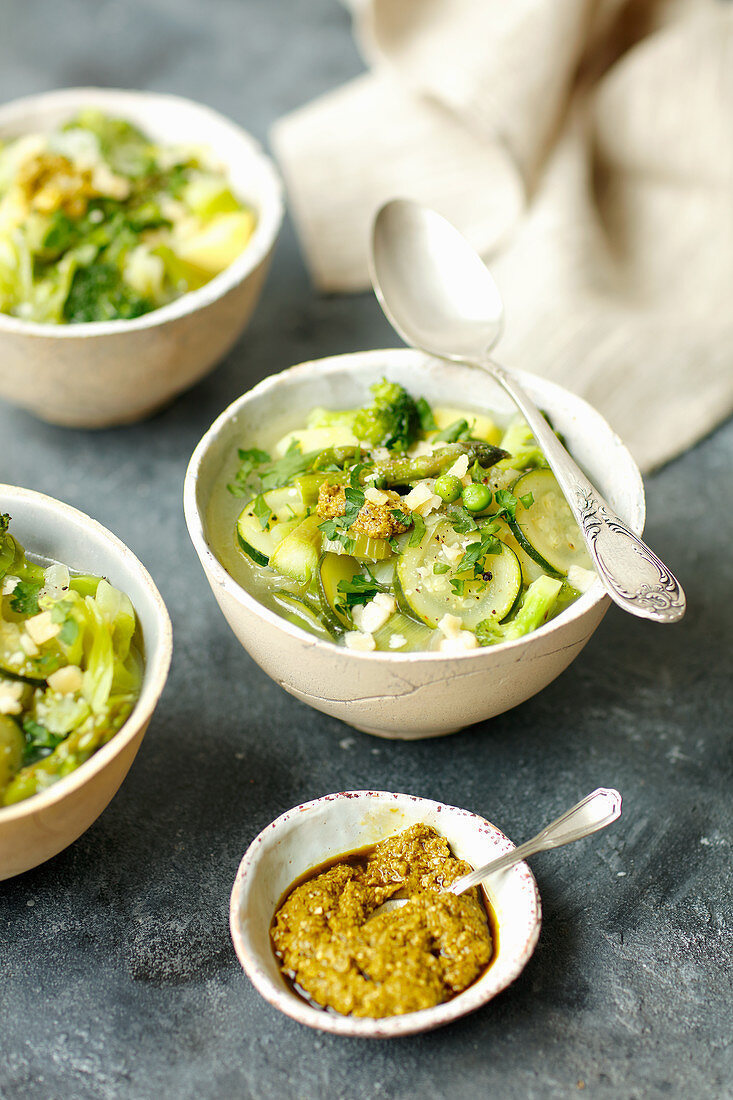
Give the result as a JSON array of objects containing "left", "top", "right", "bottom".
[
  {"left": 184, "top": 349, "right": 646, "bottom": 664},
  {"left": 0, "top": 484, "right": 173, "bottom": 823},
  {"left": 0, "top": 87, "right": 284, "bottom": 337},
  {"left": 229, "top": 790, "right": 542, "bottom": 1038}
]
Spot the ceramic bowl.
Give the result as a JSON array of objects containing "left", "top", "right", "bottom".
[
  {"left": 0, "top": 485, "right": 172, "bottom": 879},
  {"left": 230, "top": 790, "right": 542, "bottom": 1038},
  {"left": 185, "top": 348, "right": 646, "bottom": 740},
  {"left": 0, "top": 87, "right": 283, "bottom": 427}
]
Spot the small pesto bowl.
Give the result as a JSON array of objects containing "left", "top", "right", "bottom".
[
  {"left": 184, "top": 348, "right": 646, "bottom": 739},
  {"left": 229, "top": 790, "right": 542, "bottom": 1038},
  {"left": 0, "top": 87, "right": 283, "bottom": 428},
  {"left": 0, "top": 484, "right": 172, "bottom": 879}
]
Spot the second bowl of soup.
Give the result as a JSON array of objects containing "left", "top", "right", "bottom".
[{"left": 184, "top": 349, "right": 645, "bottom": 739}]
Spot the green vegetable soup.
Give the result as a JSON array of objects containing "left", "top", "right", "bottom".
[
  {"left": 0, "top": 515, "right": 143, "bottom": 805},
  {"left": 208, "top": 380, "right": 596, "bottom": 654},
  {"left": 0, "top": 109, "right": 255, "bottom": 324}
]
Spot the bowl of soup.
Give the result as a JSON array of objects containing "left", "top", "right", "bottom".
[
  {"left": 184, "top": 348, "right": 645, "bottom": 739},
  {"left": 0, "top": 484, "right": 172, "bottom": 878},
  {"left": 0, "top": 87, "right": 283, "bottom": 427}
]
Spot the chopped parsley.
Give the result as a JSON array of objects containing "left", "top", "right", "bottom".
[{"left": 9, "top": 580, "right": 42, "bottom": 616}]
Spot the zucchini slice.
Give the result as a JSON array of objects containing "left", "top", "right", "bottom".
[
  {"left": 372, "top": 611, "right": 434, "bottom": 652},
  {"left": 269, "top": 514, "right": 322, "bottom": 584},
  {"left": 235, "top": 486, "right": 305, "bottom": 566},
  {"left": 271, "top": 592, "right": 337, "bottom": 642},
  {"left": 317, "top": 552, "right": 361, "bottom": 631},
  {"left": 396, "top": 519, "right": 522, "bottom": 629},
  {"left": 492, "top": 518, "right": 545, "bottom": 586},
  {"left": 509, "top": 469, "right": 591, "bottom": 577}
]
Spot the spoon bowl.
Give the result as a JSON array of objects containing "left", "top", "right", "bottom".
[{"left": 371, "top": 199, "right": 504, "bottom": 360}]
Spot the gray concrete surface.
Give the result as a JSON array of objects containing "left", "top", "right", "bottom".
[{"left": 1, "top": 3, "right": 731, "bottom": 1098}]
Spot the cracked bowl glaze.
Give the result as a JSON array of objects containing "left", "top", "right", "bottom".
[
  {"left": 0, "top": 87, "right": 283, "bottom": 427},
  {"left": 229, "top": 790, "right": 542, "bottom": 1038},
  {"left": 0, "top": 485, "right": 172, "bottom": 879},
  {"left": 185, "top": 349, "right": 645, "bottom": 739}
]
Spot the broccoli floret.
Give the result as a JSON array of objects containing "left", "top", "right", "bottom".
[
  {"left": 353, "top": 379, "right": 421, "bottom": 452},
  {"left": 62, "top": 263, "right": 152, "bottom": 324},
  {"left": 476, "top": 576, "right": 562, "bottom": 646}
]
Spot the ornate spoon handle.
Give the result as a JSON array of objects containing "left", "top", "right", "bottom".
[{"left": 482, "top": 360, "right": 686, "bottom": 623}]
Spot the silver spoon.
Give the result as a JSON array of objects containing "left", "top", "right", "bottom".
[
  {"left": 448, "top": 786, "right": 621, "bottom": 895},
  {"left": 374, "top": 787, "right": 622, "bottom": 916},
  {"left": 370, "top": 199, "right": 686, "bottom": 623}
]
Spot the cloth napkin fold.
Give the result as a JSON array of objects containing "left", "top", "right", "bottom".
[{"left": 271, "top": 0, "right": 733, "bottom": 471}]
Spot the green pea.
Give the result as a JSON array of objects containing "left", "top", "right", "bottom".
[
  {"left": 462, "top": 483, "right": 492, "bottom": 513},
  {"left": 434, "top": 474, "right": 463, "bottom": 503}
]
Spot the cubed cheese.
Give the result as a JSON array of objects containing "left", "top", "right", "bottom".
[
  {"left": 25, "top": 611, "right": 61, "bottom": 646},
  {"left": 364, "top": 487, "right": 390, "bottom": 506},
  {"left": 352, "top": 592, "right": 396, "bottom": 634},
  {"left": 344, "top": 630, "right": 376, "bottom": 652},
  {"left": 0, "top": 680, "right": 24, "bottom": 715},
  {"left": 567, "top": 565, "right": 597, "bottom": 593},
  {"left": 446, "top": 454, "right": 469, "bottom": 480},
  {"left": 439, "top": 632, "right": 479, "bottom": 653},
  {"left": 403, "top": 482, "right": 441, "bottom": 517},
  {"left": 47, "top": 665, "right": 83, "bottom": 695}
]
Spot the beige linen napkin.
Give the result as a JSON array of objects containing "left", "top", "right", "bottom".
[{"left": 271, "top": 0, "right": 733, "bottom": 471}]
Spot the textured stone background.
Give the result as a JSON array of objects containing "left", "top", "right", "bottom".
[{"left": 1, "top": 3, "right": 731, "bottom": 1098}]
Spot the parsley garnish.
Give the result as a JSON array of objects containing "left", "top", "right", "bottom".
[
  {"left": 22, "top": 717, "right": 65, "bottom": 765},
  {"left": 253, "top": 494, "right": 273, "bottom": 531},
  {"left": 454, "top": 531, "right": 502, "bottom": 577},
  {"left": 390, "top": 509, "right": 411, "bottom": 528},
  {"left": 435, "top": 418, "right": 469, "bottom": 443},
  {"left": 9, "top": 580, "right": 42, "bottom": 616},
  {"left": 227, "top": 447, "right": 271, "bottom": 497},
  {"left": 450, "top": 578, "right": 465, "bottom": 597},
  {"left": 448, "top": 505, "right": 478, "bottom": 534},
  {"left": 349, "top": 463, "right": 368, "bottom": 489},
  {"left": 58, "top": 618, "right": 79, "bottom": 646},
  {"left": 491, "top": 489, "right": 534, "bottom": 524},
  {"left": 318, "top": 486, "right": 364, "bottom": 552},
  {"left": 408, "top": 514, "right": 426, "bottom": 547},
  {"left": 433, "top": 562, "right": 450, "bottom": 575},
  {"left": 260, "top": 443, "right": 323, "bottom": 492},
  {"left": 336, "top": 570, "right": 388, "bottom": 613}
]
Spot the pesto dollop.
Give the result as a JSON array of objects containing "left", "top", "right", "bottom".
[{"left": 271, "top": 823, "right": 494, "bottom": 1018}]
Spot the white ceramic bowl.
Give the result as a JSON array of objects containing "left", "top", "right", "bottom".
[
  {"left": 230, "top": 790, "right": 541, "bottom": 1038},
  {"left": 185, "top": 349, "right": 646, "bottom": 740},
  {"left": 0, "top": 87, "right": 283, "bottom": 427},
  {"left": 0, "top": 484, "right": 172, "bottom": 879}
]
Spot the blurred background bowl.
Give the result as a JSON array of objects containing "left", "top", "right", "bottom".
[
  {"left": 229, "top": 790, "right": 542, "bottom": 1038},
  {"left": 0, "top": 484, "right": 172, "bottom": 879},
  {"left": 184, "top": 348, "right": 646, "bottom": 740},
  {"left": 0, "top": 87, "right": 283, "bottom": 428}
]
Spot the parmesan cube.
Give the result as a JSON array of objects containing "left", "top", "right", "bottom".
[
  {"left": 437, "top": 613, "right": 464, "bottom": 639},
  {"left": 0, "top": 680, "right": 24, "bottom": 715},
  {"left": 446, "top": 454, "right": 469, "bottom": 480},
  {"left": 19, "top": 634, "right": 39, "bottom": 657},
  {"left": 441, "top": 543, "right": 465, "bottom": 567},
  {"left": 403, "top": 482, "right": 441, "bottom": 517},
  {"left": 388, "top": 634, "right": 407, "bottom": 649},
  {"left": 567, "top": 565, "right": 597, "bottom": 593},
  {"left": 344, "top": 630, "right": 376, "bottom": 652},
  {"left": 353, "top": 593, "right": 396, "bottom": 634},
  {"left": 1, "top": 575, "right": 19, "bottom": 595},
  {"left": 47, "top": 665, "right": 83, "bottom": 695},
  {"left": 408, "top": 440, "right": 435, "bottom": 458},
  {"left": 364, "top": 487, "right": 390, "bottom": 506},
  {"left": 25, "top": 611, "right": 61, "bottom": 646},
  {"left": 439, "top": 632, "right": 479, "bottom": 653}
]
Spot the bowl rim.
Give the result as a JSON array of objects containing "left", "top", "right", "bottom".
[
  {"left": 0, "top": 483, "right": 173, "bottom": 821},
  {"left": 184, "top": 347, "right": 647, "bottom": 663},
  {"left": 229, "top": 789, "right": 542, "bottom": 1038},
  {"left": 0, "top": 86, "right": 284, "bottom": 338}
]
